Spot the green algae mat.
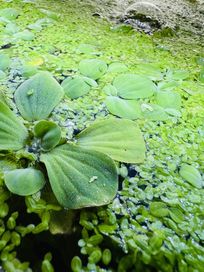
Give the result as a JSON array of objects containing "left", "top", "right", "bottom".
[{"left": 0, "top": 0, "right": 204, "bottom": 271}]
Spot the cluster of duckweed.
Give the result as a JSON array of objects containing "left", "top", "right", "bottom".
[{"left": 0, "top": 0, "right": 204, "bottom": 271}]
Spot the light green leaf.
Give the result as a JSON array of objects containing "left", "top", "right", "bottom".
[
  {"left": 105, "top": 96, "right": 142, "bottom": 120},
  {"left": 34, "top": 120, "right": 61, "bottom": 151},
  {"left": 108, "top": 62, "right": 128, "bottom": 73},
  {"left": 135, "top": 63, "right": 163, "bottom": 81},
  {"left": 0, "top": 8, "right": 19, "bottom": 20},
  {"left": 76, "top": 118, "right": 146, "bottom": 163},
  {"left": 142, "top": 104, "right": 169, "bottom": 121},
  {"left": 77, "top": 44, "right": 99, "bottom": 55},
  {"left": 179, "top": 164, "right": 203, "bottom": 188},
  {"left": 14, "top": 30, "right": 35, "bottom": 41},
  {"left": 166, "top": 69, "right": 189, "bottom": 80},
  {"left": 113, "top": 74, "right": 155, "bottom": 99},
  {"left": 79, "top": 59, "right": 107, "bottom": 80},
  {"left": 39, "top": 9, "right": 59, "bottom": 20},
  {"left": 199, "top": 69, "right": 204, "bottom": 83},
  {"left": 14, "top": 72, "right": 64, "bottom": 121},
  {"left": 82, "top": 77, "right": 98, "bottom": 87},
  {"left": 0, "top": 54, "right": 10, "bottom": 71},
  {"left": 4, "top": 22, "right": 19, "bottom": 35},
  {"left": 0, "top": 70, "right": 6, "bottom": 80},
  {"left": 103, "top": 84, "right": 118, "bottom": 96},
  {"left": 156, "top": 81, "right": 179, "bottom": 91},
  {"left": 4, "top": 168, "right": 46, "bottom": 196},
  {"left": 0, "top": 102, "right": 28, "bottom": 151},
  {"left": 28, "top": 23, "right": 42, "bottom": 32},
  {"left": 156, "top": 91, "right": 181, "bottom": 110},
  {"left": 40, "top": 144, "right": 118, "bottom": 209},
  {"left": 62, "top": 76, "right": 91, "bottom": 99}
]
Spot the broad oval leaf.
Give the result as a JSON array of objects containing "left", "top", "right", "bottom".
[
  {"left": 4, "top": 22, "right": 19, "bottom": 35},
  {"left": 4, "top": 168, "right": 46, "bottom": 196},
  {"left": 113, "top": 74, "right": 155, "bottom": 99},
  {"left": 14, "top": 72, "right": 64, "bottom": 121},
  {"left": 105, "top": 96, "right": 142, "bottom": 120},
  {"left": 107, "top": 62, "right": 128, "bottom": 73},
  {"left": 179, "top": 164, "right": 203, "bottom": 189},
  {"left": 40, "top": 144, "right": 118, "bottom": 209},
  {"left": 61, "top": 76, "right": 91, "bottom": 99},
  {"left": 103, "top": 84, "right": 118, "bottom": 96},
  {"left": 0, "top": 102, "right": 28, "bottom": 150},
  {"left": 0, "top": 54, "right": 10, "bottom": 71},
  {"left": 156, "top": 91, "right": 181, "bottom": 110},
  {"left": 142, "top": 104, "right": 169, "bottom": 121},
  {"left": 34, "top": 120, "right": 61, "bottom": 151},
  {"left": 79, "top": 59, "right": 107, "bottom": 80},
  {"left": 76, "top": 118, "right": 146, "bottom": 163},
  {"left": 14, "top": 30, "right": 35, "bottom": 41},
  {"left": 0, "top": 8, "right": 19, "bottom": 20}
]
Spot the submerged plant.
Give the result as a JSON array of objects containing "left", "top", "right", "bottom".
[{"left": 0, "top": 72, "right": 146, "bottom": 209}]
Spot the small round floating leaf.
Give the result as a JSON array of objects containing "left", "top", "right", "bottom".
[
  {"left": 40, "top": 144, "right": 118, "bottom": 209},
  {"left": 4, "top": 22, "right": 19, "bottom": 35},
  {"left": 79, "top": 59, "right": 107, "bottom": 80},
  {"left": 142, "top": 104, "right": 169, "bottom": 121},
  {"left": 4, "top": 168, "right": 46, "bottom": 196},
  {"left": 108, "top": 62, "right": 128, "bottom": 73},
  {"left": 105, "top": 96, "right": 142, "bottom": 120},
  {"left": 34, "top": 120, "right": 61, "bottom": 151},
  {"left": 14, "top": 30, "right": 35, "bottom": 41},
  {"left": 0, "top": 102, "right": 28, "bottom": 151},
  {"left": 61, "top": 76, "right": 90, "bottom": 99},
  {"left": 103, "top": 84, "right": 118, "bottom": 96},
  {"left": 76, "top": 118, "right": 146, "bottom": 163},
  {"left": 0, "top": 8, "right": 19, "bottom": 20},
  {"left": 156, "top": 91, "right": 181, "bottom": 110},
  {"left": 113, "top": 74, "right": 155, "bottom": 99},
  {"left": 77, "top": 44, "right": 98, "bottom": 54},
  {"left": 14, "top": 72, "right": 64, "bottom": 121},
  {"left": 82, "top": 77, "right": 98, "bottom": 87},
  {"left": 179, "top": 164, "right": 203, "bottom": 188},
  {"left": 135, "top": 63, "right": 163, "bottom": 80},
  {"left": 0, "top": 54, "right": 10, "bottom": 71}
]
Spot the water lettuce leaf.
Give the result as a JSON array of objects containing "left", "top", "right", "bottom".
[
  {"left": 76, "top": 118, "right": 146, "bottom": 163},
  {"left": 41, "top": 144, "right": 118, "bottom": 209},
  {"left": 14, "top": 72, "right": 64, "bottom": 121}
]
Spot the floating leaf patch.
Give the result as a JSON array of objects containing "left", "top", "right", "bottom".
[
  {"left": 142, "top": 104, "right": 169, "bottom": 121},
  {"left": 14, "top": 72, "right": 64, "bottom": 121},
  {"left": 113, "top": 74, "right": 155, "bottom": 99},
  {"left": 4, "top": 168, "right": 46, "bottom": 196},
  {"left": 0, "top": 102, "right": 28, "bottom": 151},
  {"left": 62, "top": 76, "right": 97, "bottom": 99},
  {"left": 105, "top": 96, "right": 142, "bottom": 120},
  {"left": 156, "top": 91, "right": 181, "bottom": 110},
  {"left": 107, "top": 62, "right": 128, "bottom": 73},
  {"left": 79, "top": 59, "right": 107, "bottom": 80},
  {"left": 76, "top": 118, "right": 146, "bottom": 163},
  {"left": 0, "top": 8, "right": 19, "bottom": 20},
  {"left": 41, "top": 144, "right": 118, "bottom": 209},
  {"left": 14, "top": 30, "right": 35, "bottom": 41},
  {"left": 103, "top": 84, "right": 118, "bottom": 96},
  {"left": 0, "top": 54, "right": 10, "bottom": 71},
  {"left": 179, "top": 164, "right": 203, "bottom": 188}
]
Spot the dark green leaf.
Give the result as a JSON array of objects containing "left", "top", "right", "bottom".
[
  {"left": 14, "top": 72, "right": 64, "bottom": 121},
  {"left": 4, "top": 168, "right": 45, "bottom": 196},
  {"left": 40, "top": 144, "right": 118, "bottom": 209},
  {"left": 76, "top": 118, "right": 146, "bottom": 163},
  {"left": 34, "top": 120, "right": 61, "bottom": 151},
  {"left": 0, "top": 102, "right": 28, "bottom": 150}
]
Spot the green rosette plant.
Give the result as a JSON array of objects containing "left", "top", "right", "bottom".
[{"left": 0, "top": 71, "right": 146, "bottom": 209}]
